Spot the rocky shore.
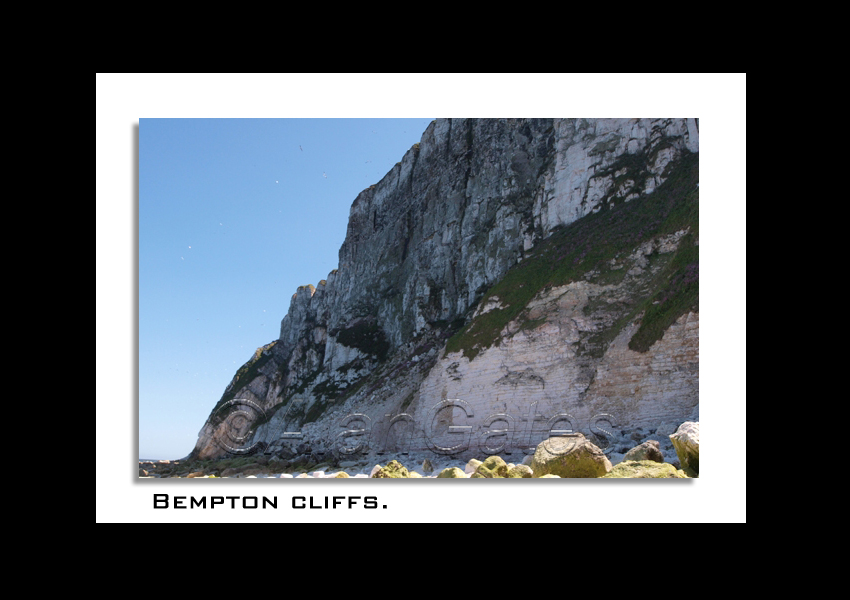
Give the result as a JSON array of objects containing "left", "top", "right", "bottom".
[{"left": 141, "top": 421, "right": 699, "bottom": 479}]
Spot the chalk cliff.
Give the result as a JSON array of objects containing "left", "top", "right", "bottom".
[{"left": 191, "top": 118, "right": 699, "bottom": 461}]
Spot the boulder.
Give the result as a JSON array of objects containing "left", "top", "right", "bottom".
[
  {"left": 623, "top": 440, "right": 664, "bottom": 463},
  {"left": 531, "top": 434, "right": 612, "bottom": 478},
  {"left": 507, "top": 464, "right": 533, "bottom": 478},
  {"left": 422, "top": 459, "right": 434, "bottom": 474},
  {"left": 539, "top": 474, "right": 561, "bottom": 478},
  {"left": 602, "top": 460, "right": 689, "bottom": 478},
  {"left": 436, "top": 467, "right": 466, "bottom": 478},
  {"left": 475, "top": 456, "right": 509, "bottom": 478},
  {"left": 333, "top": 472, "right": 349, "bottom": 478},
  {"left": 670, "top": 421, "right": 699, "bottom": 476},
  {"left": 372, "top": 460, "right": 409, "bottom": 478},
  {"left": 465, "top": 459, "right": 482, "bottom": 474}
]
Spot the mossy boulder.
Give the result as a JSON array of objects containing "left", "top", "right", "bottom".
[
  {"left": 372, "top": 460, "right": 409, "bottom": 478},
  {"left": 465, "top": 459, "right": 482, "bottom": 474},
  {"left": 437, "top": 467, "right": 466, "bottom": 478},
  {"left": 507, "top": 465, "right": 533, "bottom": 478},
  {"left": 602, "top": 460, "right": 689, "bottom": 478},
  {"left": 333, "top": 472, "right": 350, "bottom": 478},
  {"left": 532, "top": 434, "right": 612, "bottom": 478},
  {"left": 475, "top": 456, "right": 509, "bottom": 478}
]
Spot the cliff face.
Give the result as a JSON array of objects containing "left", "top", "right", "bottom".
[{"left": 192, "top": 118, "right": 699, "bottom": 461}]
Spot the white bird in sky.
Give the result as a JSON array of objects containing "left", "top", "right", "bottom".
[{"left": 323, "top": 172, "right": 327, "bottom": 178}]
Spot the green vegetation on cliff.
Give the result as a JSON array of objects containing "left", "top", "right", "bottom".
[{"left": 445, "top": 148, "right": 698, "bottom": 361}]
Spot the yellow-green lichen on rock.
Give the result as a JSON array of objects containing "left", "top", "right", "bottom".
[
  {"left": 602, "top": 460, "right": 689, "bottom": 478},
  {"left": 507, "top": 464, "right": 533, "bottom": 478},
  {"left": 372, "top": 460, "right": 409, "bottom": 478},
  {"left": 437, "top": 467, "right": 466, "bottom": 478},
  {"left": 531, "top": 434, "right": 612, "bottom": 478},
  {"left": 333, "top": 472, "right": 350, "bottom": 478},
  {"left": 475, "top": 455, "right": 509, "bottom": 478}
]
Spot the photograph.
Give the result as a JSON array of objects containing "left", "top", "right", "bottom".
[{"left": 98, "top": 74, "right": 745, "bottom": 522}]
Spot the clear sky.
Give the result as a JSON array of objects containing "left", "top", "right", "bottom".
[{"left": 139, "top": 118, "right": 434, "bottom": 459}]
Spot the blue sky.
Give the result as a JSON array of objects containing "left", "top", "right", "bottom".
[{"left": 139, "top": 118, "right": 434, "bottom": 459}]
